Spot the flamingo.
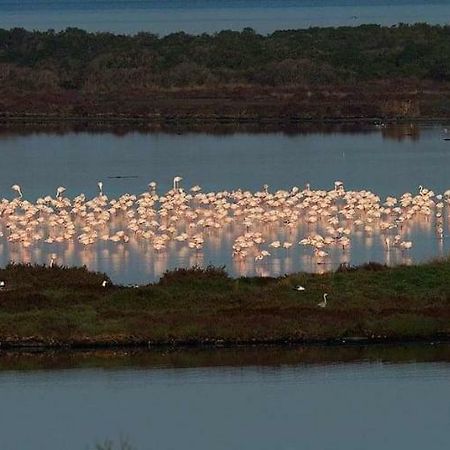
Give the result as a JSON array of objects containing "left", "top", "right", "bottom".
[
  {"left": 334, "top": 181, "right": 344, "bottom": 191},
  {"left": 173, "top": 176, "right": 183, "bottom": 191},
  {"left": 56, "top": 186, "right": 66, "bottom": 199},
  {"left": 11, "top": 184, "right": 22, "bottom": 198}
]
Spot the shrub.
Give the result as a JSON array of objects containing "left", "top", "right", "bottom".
[{"left": 158, "top": 265, "right": 229, "bottom": 285}]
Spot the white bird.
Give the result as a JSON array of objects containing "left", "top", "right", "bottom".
[
  {"left": 0, "top": 281, "right": 5, "bottom": 289},
  {"left": 49, "top": 253, "right": 57, "bottom": 268},
  {"left": 98, "top": 181, "right": 104, "bottom": 196},
  {"left": 293, "top": 285, "right": 306, "bottom": 291},
  {"left": 56, "top": 186, "right": 66, "bottom": 198},
  {"left": 173, "top": 176, "right": 183, "bottom": 191},
  {"left": 317, "top": 293, "right": 328, "bottom": 308},
  {"left": 101, "top": 280, "right": 109, "bottom": 288},
  {"left": 11, "top": 184, "right": 23, "bottom": 198},
  {"left": 334, "top": 181, "right": 344, "bottom": 191},
  {"left": 400, "top": 241, "right": 413, "bottom": 250}
]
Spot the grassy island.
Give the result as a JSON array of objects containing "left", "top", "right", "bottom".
[
  {"left": 0, "top": 261, "right": 450, "bottom": 348},
  {"left": 1, "top": 24, "right": 450, "bottom": 121}
]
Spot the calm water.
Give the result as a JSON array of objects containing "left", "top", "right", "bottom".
[
  {"left": 1, "top": 123, "right": 450, "bottom": 283},
  {"left": 0, "top": 345, "right": 449, "bottom": 450},
  {"left": 0, "top": 0, "right": 449, "bottom": 34}
]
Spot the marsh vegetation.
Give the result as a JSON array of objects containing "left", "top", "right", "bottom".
[{"left": 0, "top": 261, "right": 449, "bottom": 347}]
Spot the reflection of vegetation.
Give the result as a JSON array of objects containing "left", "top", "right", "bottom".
[
  {"left": 2, "top": 24, "right": 450, "bottom": 90},
  {"left": 2, "top": 344, "right": 450, "bottom": 373},
  {"left": 381, "top": 123, "right": 421, "bottom": 141},
  {"left": 0, "top": 120, "right": 383, "bottom": 137},
  {"left": 0, "top": 121, "right": 429, "bottom": 142},
  {"left": 0, "top": 261, "right": 450, "bottom": 346}
]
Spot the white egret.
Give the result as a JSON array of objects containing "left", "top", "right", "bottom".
[
  {"left": 49, "top": 253, "right": 57, "bottom": 268},
  {"left": 318, "top": 293, "right": 328, "bottom": 308}
]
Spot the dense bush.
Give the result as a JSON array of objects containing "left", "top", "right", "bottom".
[
  {"left": 0, "top": 263, "right": 110, "bottom": 289},
  {"left": 1, "top": 24, "right": 450, "bottom": 92},
  {"left": 158, "top": 265, "right": 229, "bottom": 285}
]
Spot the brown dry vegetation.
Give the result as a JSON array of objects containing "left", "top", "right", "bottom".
[{"left": 1, "top": 80, "right": 449, "bottom": 121}]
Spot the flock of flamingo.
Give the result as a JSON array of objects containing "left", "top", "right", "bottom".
[{"left": 0, "top": 177, "right": 448, "bottom": 277}]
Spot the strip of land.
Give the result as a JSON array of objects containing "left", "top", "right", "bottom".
[
  {"left": 1, "top": 25, "right": 450, "bottom": 121},
  {"left": 0, "top": 262, "right": 450, "bottom": 349}
]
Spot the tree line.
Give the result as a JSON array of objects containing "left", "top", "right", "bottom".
[{"left": 0, "top": 24, "right": 450, "bottom": 93}]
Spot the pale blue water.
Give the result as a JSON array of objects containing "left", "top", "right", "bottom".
[
  {"left": 0, "top": 124, "right": 447, "bottom": 201},
  {"left": 0, "top": 347, "right": 449, "bottom": 450},
  {"left": 0, "top": 0, "right": 449, "bottom": 34}
]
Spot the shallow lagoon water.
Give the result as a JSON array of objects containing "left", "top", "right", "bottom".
[
  {"left": 0, "top": 0, "right": 449, "bottom": 34},
  {"left": 0, "top": 345, "right": 449, "bottom": 450},
  {"left": 1, "top": 123, "right": 450, "bottom": 283}
]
